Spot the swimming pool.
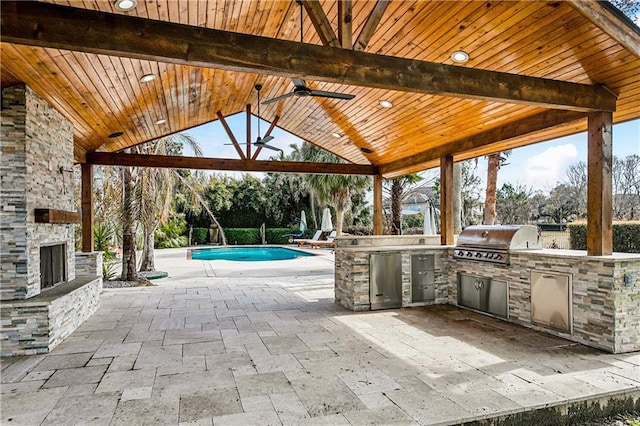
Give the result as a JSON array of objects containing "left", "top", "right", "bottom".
[{"left": 190, "top": 246, "right": 315, "bottom": 262}]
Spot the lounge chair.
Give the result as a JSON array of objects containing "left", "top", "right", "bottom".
[
  {"left": 294, "top": 230, "right": 322, "bottom": 246},
  {"left": 310, "top": 231, "right": 337, "bottom": 249}
]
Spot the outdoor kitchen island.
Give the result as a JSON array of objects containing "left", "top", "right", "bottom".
[{"left": 334, "top": 234, "right": 640, "bottom": 354}]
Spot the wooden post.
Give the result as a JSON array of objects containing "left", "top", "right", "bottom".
[
  {"left": 440, "top": 155, "right": 454, "bottom": 245},
  {"left": 587, "top": 111, "right": 613, "bottom": 256},
  {"left": 338, "top": 0, "right": 352, "bottom": 49},
  {"left": 373, "top": 174, "right": 383, "bottom": 235},
  {"left": 81, "top": 163, "right": 94, "bottom": 252}
]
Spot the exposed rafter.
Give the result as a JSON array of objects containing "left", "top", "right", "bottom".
[
  {"left": 87, "top": 152, "right": 376, "bottom": 175},
  {"left": 354, "top": 0, "right": 389, "bottom": 51},
  {"left": 303, "top": 0, "right": 339, "bottom": 48},
  {"left": 216, "top": 111, "right": 245, "bottom": 159},
  {"left": 380, "top": 110, "right": 587, "bottom": 177},
  {"left": 338, "top": 0, "right": 353, "bottom": 49},
  {"left": 252, "top": 115, "right": 280, "bottom": 160},
  {"left": 0, "top": 1, "right": 617, "bottom": 113},
  {"left": 568, "top": 0, "right": 640, "bottom": 58}
]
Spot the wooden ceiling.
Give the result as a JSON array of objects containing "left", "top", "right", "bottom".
[{"left": 1, "top": 0, "right": 639, "bottom": 177}]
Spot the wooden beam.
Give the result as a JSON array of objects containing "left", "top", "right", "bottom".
[
  {"left": 252, "top": 115, "right": 280, "bottom": 160},
  {"left": 354, "top": 0, "right": 388, "bottom": 51},
  {"left": 0, "top": 1, "right": 617, "bottom": 112},
  {"left": 373, "top": 174, "right": 383, "bottom": 235},
  {"left": 216, "top": 111, "right": 245, "bottom": 159},
  {"left": 34, "top": 208, "right": 80, "bottom": 224},
  {"left": 587, "top": 111, "right": 613, "bottom": 256},
  {"left": 303, "top": 1, "right": 340, "bottom": 48},
  {"left": 569, "top": 0, "right": 640, "bottom": 58},
  {"left": 81, "top": 163, "right": 94, "bottom": 252},
  {"left": 87, "top": 152, "right": 376, "bottom": 175},
  {"left": 338, "top": 0, "right": 352, "bottom": 49},
  {"left": 246, "top": 104, "right": 252, "bottom": 159},
  {"left": 380, "top": 110, "right": 587, "bottom": 177},
  {"left": 440, "top": 155, "right": 454, "bottom": 245}
]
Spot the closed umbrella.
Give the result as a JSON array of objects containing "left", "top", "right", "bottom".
[
  {"left": 423, "top": 204, "right": 437, "bottom": 235},
  {"left": 300, "top": 211, "right": 307, "bottom": 233},
  {"left": 321, "top": 207, "right": 333, "bottom": 232}
]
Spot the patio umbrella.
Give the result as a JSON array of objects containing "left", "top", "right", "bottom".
[
  {"left": 422, "top": 203, "right": 435, "bottom": 235},
  {"left": 321, "top": 207, "right": 333, "bottom": 232},
  {"left": 300, "top": 211, "right": 307, "bottom": 233}
]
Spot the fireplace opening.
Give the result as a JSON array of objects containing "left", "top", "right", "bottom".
[{"left": 40, "top": 243, "right": 67, "bottom": 289}]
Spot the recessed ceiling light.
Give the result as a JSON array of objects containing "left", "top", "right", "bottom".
[
  {"left": 451, "top": 50, "right": 470, "bottom": 63},
  {"left": 140, "top": 74, "right": 156, "bottom": 83},
  {"left": 379, "top": 100, "right": 393, "bottom": 109},
  {"left": 155, "top": 119, "right": 167, "bottom": 125},
  {"left": 331, "top": 132, "right": 341, "bottom": 138},
  {"left": 108, "top": 131, "right": 124, "bottom": 138},
  {"left": 114, "top": 0, "right": 137, "bottom": 11},
  {"left": 360, "top": 147, "right": 373, "bottom": 154}
]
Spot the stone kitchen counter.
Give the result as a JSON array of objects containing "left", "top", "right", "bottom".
[{"left": 335, "top": 236, "right": 640, "bottom": 354}]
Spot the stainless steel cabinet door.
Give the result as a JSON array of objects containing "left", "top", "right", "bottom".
[
  {"left": 531, "top": 271, "right": 572, "bottom": 333},
  {"left": 370, "top": 253, "right": 402, "bottom": 310}
]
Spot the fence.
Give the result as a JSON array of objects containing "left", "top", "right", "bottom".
[{"left": 539, "top": 230, "right": 571, "bottom": 249}]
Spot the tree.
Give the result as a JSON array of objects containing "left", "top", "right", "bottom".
[
  {"left": 459, "top": 160, "right": 483, "bottom": 227},
  {"left": 563, "top": 161, "right": 587, "bottom": 220},
  {"left": 608, "top": 0, "right": 640, "bottom": 24},
  {"left": 612, "top": 154, "right": 640, "bottom": 219},
  {"left": 483, "top": 152, "right": 510, "bottom": 225},
  {"left": 496, "top": 183, "right": 531, "bottom": 224},
  {"left": 137, "top": 134, "right": 203, "bottom": 272},
  {"left": 299, "top": 143, "right": 370, "bottom": 235},
  {"left": 121, "top": 151, "right": 138, "bottom": 281},
  {"left": 384, "top": 173, "right": 422, "bottom": 235}
]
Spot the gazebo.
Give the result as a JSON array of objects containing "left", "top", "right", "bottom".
[{"left": 1, "top": 1, "right": 639, "bottom": 356}]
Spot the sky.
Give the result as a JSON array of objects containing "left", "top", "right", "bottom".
[{"left": 184, "top": 114, "right": 639, "bottom": 195}]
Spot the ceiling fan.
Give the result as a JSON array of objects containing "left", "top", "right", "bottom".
[
  {"left": 261, "top": 1, "right": 355, "bottom": 105},
  {"left": 262, "top": 78, "right": 355, "bottom": 105},
  {"left": 224, "top": 84, "right": 281, "bottom": 152}
]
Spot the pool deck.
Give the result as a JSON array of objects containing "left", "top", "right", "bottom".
[{"left": 1, "top": 247, "right": 639, "bottom": 425}]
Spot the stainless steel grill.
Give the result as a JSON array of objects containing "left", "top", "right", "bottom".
[{"left": 453, "top": 225, "right": 541, "bottom": 265}]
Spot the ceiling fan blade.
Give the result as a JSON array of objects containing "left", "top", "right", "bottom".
[
  {"left": 262, "top": 91, "right": 296, "bottom": 105},
  {"left": 261, "top": 144, "right": 282, "bottom": 152},
  {"left": 309, "top": 90, "right": 355, "bottom": 100},
  {"left": 291, "top": 78, "right": 307, "bottom": 88},
  {"left": 260, "top": 135, "right": 274, "bottom": 144}
]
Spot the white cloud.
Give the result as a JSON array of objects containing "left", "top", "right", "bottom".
[{"left": 523, "top": 144, "right": 579, "bottom": 192}]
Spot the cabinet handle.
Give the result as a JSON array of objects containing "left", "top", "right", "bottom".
[
  {"left": 542, "top": 275, "right": 556, "bottom": 279},
  {"left": 417, "top": 271, "right": 429, "bottom": 275}
]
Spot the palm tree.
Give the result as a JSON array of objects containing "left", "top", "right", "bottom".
[
  {"left": 299, "top": 143, "right": 370, "bottom": 235},
  {"left": 384, "top": 173, "right": 422, "bottom": 235}
]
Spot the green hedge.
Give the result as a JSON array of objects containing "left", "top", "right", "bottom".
[
  {"left": 266, "top": 228, "right": 294, "bottom": 244},
  {"left": 569, "top": 222, "right": 640, "bottom": 253},
  {"left": 192, "top": 227, "right": 208, "bottom": 245},
  {"left": 222, "top": 227, "right": 308, "bottom": 244},
  {"left": 223, "top": 228, "right": 260, "bottom": 245}
]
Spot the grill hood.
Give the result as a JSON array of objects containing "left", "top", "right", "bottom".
[{"left": 456, "top": 225, "right": 542, "bottom": 250}]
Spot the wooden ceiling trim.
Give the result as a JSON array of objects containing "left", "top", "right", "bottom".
[
  {"left": 568, "top": 0, "right": 640, "bottom": 58},
  {"left": 353, "top": 0, "right": 388, "bottom": 52},
  {"left": 1, "top": 2, "right": 618, "bottom": 113},
  {"left": 303, "top": 0, "right": 340, "bottom": 47},
  {"left": 379, "top": 109, "right": 587, "bottom": 176},
  {"left": 86, "top": 152, "right": 377, "bottom": 176}
]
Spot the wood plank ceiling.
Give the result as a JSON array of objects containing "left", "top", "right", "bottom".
[{"left": 1, "top": 0, "right": 639, "bottom": 177}]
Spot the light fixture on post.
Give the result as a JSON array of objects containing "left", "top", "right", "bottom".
[
  {"left": 114, "top": 0, "right": 137, "bottom": 11},
  {"left": 451, "top": 50, "right": 470, "bottom": 63}
]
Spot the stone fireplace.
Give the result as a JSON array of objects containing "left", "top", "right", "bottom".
[{"left": 1, "top": 84, "right": 102, "bottom": 357}]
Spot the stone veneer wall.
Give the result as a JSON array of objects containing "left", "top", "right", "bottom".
[
  {"left": 449, "top": 250, "right": 640, "bottom": 353},
  {"left": 335, "top": 248, "right": 449, "bottom": 311},
  {"left": 0, "top": 277, "right": 102, "bottom": 356},
  {"left": 1, "top": 84, "right": 76, "bottom": 301},
  {"left": 75, "top": 252, "right": 103, "bottom": 277}
]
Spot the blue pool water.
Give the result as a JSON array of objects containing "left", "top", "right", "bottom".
[{"left": 190, "top": 246, "right": 314, "bottom": 262}]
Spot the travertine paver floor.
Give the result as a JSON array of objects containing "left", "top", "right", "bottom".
[{"left": 1, "top": 248, "right": 639, "bottom": 425}]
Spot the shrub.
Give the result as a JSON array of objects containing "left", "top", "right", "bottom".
[
  {"left": 192, "top": 227, "right": 208, "bottom": 245},
  {"left": 155, "top": 217, "right": 189, "bottom": 248},
  {"left": 569, "top": 222, "right": 640, "bottom": 253},
  {"left": 266, "top": 228, "right": 293, "bottom": 244},
  {"left": 224, "top": 228, "right": 260, "bottom": 245},
  {"left": 343, "top": 226, "right": 372, "bottom": 236}
]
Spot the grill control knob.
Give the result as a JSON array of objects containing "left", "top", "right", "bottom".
[
  {"left": 475, "top": 252, "right": 482, "bottom": 258},
  {"left": 466, "top": 252, "right": 473, "bottom": 257}
]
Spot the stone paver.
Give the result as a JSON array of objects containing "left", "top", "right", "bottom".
[{"left": 2, "top": 247, "right": 639, "bottom": 425}]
